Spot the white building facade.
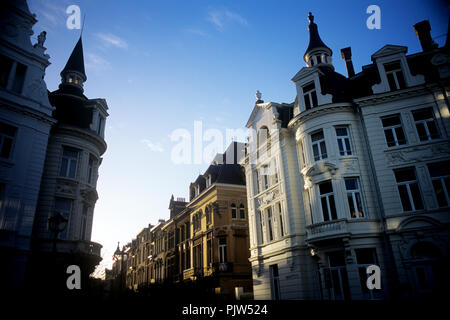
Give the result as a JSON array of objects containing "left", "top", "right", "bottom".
[{"left": 242, "top": 13, "right": 449, "bottom": 300}]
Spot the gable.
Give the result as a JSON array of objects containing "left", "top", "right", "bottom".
[{"left": 371, "top": 44, "right": 408, "bottom": 60}]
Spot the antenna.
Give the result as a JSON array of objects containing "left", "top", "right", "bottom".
[{"left": 81, "top": 13, "right": 86, "bottom": 36}]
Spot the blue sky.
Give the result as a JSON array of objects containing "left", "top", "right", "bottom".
[{"left": 28, "top": 0, "right": 449, "bottom": 274}]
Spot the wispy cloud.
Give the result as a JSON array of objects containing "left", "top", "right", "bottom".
[
  {"left": 141, "top": 139, "right": 164, "bottom": 153},
  {"left": 185, "top": 28, "right": 209, "bottom": 37},
  {"left": 207, "top": 9, "right": 248, "bottom": 31},
  {"left": 85, "top": 53, "right": 110, "bottom": 71},
  {"left": 29, "top": 0, "right": 68, "bottom": 32},
  {"left": 95, "top": 33, "right": 128, "bottom": 49}
]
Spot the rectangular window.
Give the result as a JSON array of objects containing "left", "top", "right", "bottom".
[
  {"left": 381, "top": 114, "right": 407, "bottom": 147},
  {"left": 319, "top": 181, "right": 337, "bottom": 221},
  {"left": 270, "top": 264, "right": 281, "bottom": 300},
  {"left": 345, "top": 178, "right": 364, "bottom": 218},
  {"left": 12, "top": 62, "right": 26, "bottom": 94},
  {"left": 311, "top": 130, "right": 327, "bottom": 161},
  {"left": 218, "top": 237, "right": 227, "bottom": 263},
  {"left": 303, "top": 82, "right": 318, "bottom": 110},
  {"left": 412, "top": 108, "right": 440, "bottom": 142},
  {"left": 59, "top": 147, "right": 79, "bottom": 178},
  {"left": 87, "top": 156, "right": 96, "bottom": 184},
  {"left": 277, "top": 202, "right": 285, "bottom": 237},
  {"left": 0, "top": 54, "right": 14, "bottom": 88},
  {"left": 394, "top": 167, "right": 424, "bottom": 212},
  {"left": 239, "top": 204, "right": 245, "bottom": 219},
  {"left": 384, "top": 61, "right": 406, "bottom": 91},
  {"left": 427, "top": 161, "right": 450, "bottom": 208},
  {"left": 336, "top": 127, "right": 352, "bottom": 156},
  {"left": 0, "top": 122, "right": 17, "bottom": 159},
  {"left": 267, "top": 207, "right": 274, "bottom": 241},
  {"left": 261, "top": 165, "right": 269, "bottom": 190},
  {"left": 254, "top": 169, "right": 260, "bottom": 194},
  {"left": 231, "top": 204, "right": 237, "bottom": 220},
  {"left": 97, "top": 115, "right": 104, "bottom": 136}
]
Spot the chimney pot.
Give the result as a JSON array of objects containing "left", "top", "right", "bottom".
[
  {"left": 340, "top": 47, "right": 355, "bottom": 77},
  {"left": 414, "top": 20, "right": 438, "bottom": 51}
]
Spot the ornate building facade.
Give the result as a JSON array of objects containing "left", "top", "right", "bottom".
[
  {"left": 0, "top": 0, "right": 108, "bottom": 292},
  {"left": 242, "top": 13, "right": 449, "bottom": 300}
]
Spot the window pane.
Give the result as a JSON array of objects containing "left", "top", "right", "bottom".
[
  {"left": 329, "top": 195, "right": 337, "bottom": 220},
  {"left": 384, "top": 129, "right": 395, "bottom": 147},
  {"left": 69, "top": 159, "right": 77, "bottom": 178},
  {"left": 311, "top": 91, "right": 318, "bottom": 107},
  {"left": 304, "top": 94, "right": 311, "bottom": 109},
  {"left": 394, "top": 168, "right": 416, "bottom": 182},
  {"left": 321, "top": 197, "right": 330, "bottom": 221},
  {"left": 345, "top": 178, "right": 358, "bottom": 190},
  {"left": 427, "top": 121, "right": 439, "bottom": 139},
  {"left": 395, "top": 127, "right": 406, "bottom": 145},
  {"left": 432, "top": 180, "right": 448, "bottom": 207},
  {"left": 303, "top": 82, "right": 315, "bottom": 92},
  {"left": 59, "top": 158, "right": 68, "bottom": 176},
  {"left": 398, "top": 185, "right": 412, "bottom": 211},
  {"left": 0, "top": 122, "right": 16, "bottom": 136},
  {"left": 396, "top": 71, "right": 406, "bottom": 89},
  {"left": 336, "top": 128, "right": 347, "bottom": 136},
  {"left": 382, "top": 115, "right": 400, "bottom": 127},
  {"left": 384, "top": 61, "right": 401, "bottom": 72},
  {"left": 337, "top": 139, "right": 344, "bottom": 155},
  {"left": 428, "top": 161, "right": 450, "bottom": 177},
  {"left": 311, "top": 131, "right": 324, "bottom": 142},
  {"left": 415, "top": 123, "right": 428, "bottom": 141},
  {"left": 355, "top": 193, "right": 364, "bottom": 217},
  {"left": 347, "top": 195, "right": 356, "bottom": 218},
  {"left": 355, "top": 248, "right": 376, "bottom": 264},
  {"left": 0, "top": 137, "right": 12, "bottom": 158},
  {"left": 319, "top": 181, "right": 333, "bottom": 194},
  {"left": 320, "top": 141, "right": 327, "bottom": 159},
  {"left": 387, "top": 73, "right": 397, "bottom": 91},
  {"left": 313, "top": 144, "right": 320, "bottom": 161},
  {"left": 344, "top": 139, "right": 351, "bottom": 155},
  {"left": 413, "top": 108, "right": 433, "bottom": 121},
  {"left": 410, "top": 183, "right": 424, "bottom": 210}
]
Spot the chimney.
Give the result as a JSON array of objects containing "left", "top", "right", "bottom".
[
  {"left": 340, "top": 47, "right": 355, "bottom": 77},
  {"left": 413, "top": 20, "right": 438, "bottom": 51}
]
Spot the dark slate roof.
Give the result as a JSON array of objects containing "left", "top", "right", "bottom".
[
  {"left": 318, "top": 66, "right": 351, "bottom": 103},
  {"left": 49, "top": 90, "right": 92, "bottom": 129},
  {"left": 304, "top": 12, "right": 332, "bottom": 58},
  {"left": 275, "top": 103, "right": 294, "bottom": 128},
  {"left": 61, "top": 37, "right": 86, "bottom": 79},
  {"left": 214, "top": 164, "right": 245, "bottom": 185}
]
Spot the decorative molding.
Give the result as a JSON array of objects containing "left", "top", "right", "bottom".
[{"left": 385, "top": 142, "right": 450, "bottom": 166}]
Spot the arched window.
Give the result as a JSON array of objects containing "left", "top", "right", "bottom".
[
  {"left": 239, "top": 204, "right": 245, "bottom": 219},
  {"left": 231, "top": 203, "right": 237, "bottom": 219}
]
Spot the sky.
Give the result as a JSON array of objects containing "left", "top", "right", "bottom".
[{"left": 27, "top": 0, "right": 449, "bottom": 276}]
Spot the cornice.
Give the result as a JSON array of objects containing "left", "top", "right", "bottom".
[
  {"left": 54, "top": 124, "right": 107, "bottom": 154},
  {"left": 288, "top": 103, "right": 354, "bottom": 129}
]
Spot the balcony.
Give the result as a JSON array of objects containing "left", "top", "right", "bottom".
[
  {"left": 34, "top": 238, "right": 102, "bottom": 258},
  {"left": 306, "top": 219, "right": 349, "bottom": 242}
]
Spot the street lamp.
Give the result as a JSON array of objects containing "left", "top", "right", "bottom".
[
  {"left": 48, "top": 212, "right": 68, "bottom": 254},
  {"left": 113, "top": 242, "right": 125, "bottom": 293}
]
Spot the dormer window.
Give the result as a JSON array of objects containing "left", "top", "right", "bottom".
[
  {"left": 384, "top": 61, "right": 406, "bottom": 91},
  {"left": 68, "top": 77, "right": 73, "bottom": 83},
  {"left": 195, "top": 185, "right": 200, "bottom": 196},
  {"left": 302, "top": 82, "right": 318, "bottom": 110},
  {"left": 206, "top": 174, "right": 212, "bottom": 187}
]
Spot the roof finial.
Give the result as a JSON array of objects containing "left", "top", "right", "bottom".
[
  {"left": 308, "top": 12, "right": 314, "bottom": 24},
  {"left": 255, "top": 90, "right": 262, "bottom": 101}
]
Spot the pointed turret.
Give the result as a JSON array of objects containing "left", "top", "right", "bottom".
[
  {"left": 59, "top": 37, "right": 86, "bottom": 93},
  {"left": 303, "top": 12, "right": 333, "bottom": 68}
]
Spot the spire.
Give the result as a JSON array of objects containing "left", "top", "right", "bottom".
[
  {"left": 303, "top": 12, "right": 333, "bottom": 68},
  {"left": 60, "top": 36, "right": 87, "bottom": 94},
  {"left": 62, "top": 36, "right": 86, "bottom": 79}
]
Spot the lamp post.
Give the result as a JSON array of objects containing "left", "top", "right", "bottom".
[
  {"left": 113, "top": 242, "right": 125, "bottom": 293},
  {"left": 48, "top": 212, "right": 68, "bottom": 254}
]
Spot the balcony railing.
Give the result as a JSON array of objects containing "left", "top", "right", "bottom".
[
  {"left": 306, "top": 219, "right": 349, "bottom": 241},
  {"left": 213, "top": 262, "right": 233, "bottom": 273}
]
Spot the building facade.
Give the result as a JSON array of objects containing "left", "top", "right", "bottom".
[
  {"left": 242, "top": 13, "right": 449, "bottom": 300},
  {"left": 0, "top": 0, "right": 108, "bottom": 292},
  {"left": 115, "top": 142, "right": 253, "bottom": 298}
]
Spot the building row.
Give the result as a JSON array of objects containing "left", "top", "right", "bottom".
[
  {"left": 110, "top": 13, "right": 450, "bottom": 300},
  {"left": 109, "top": 142, "right": 253, "bottom": 299}
]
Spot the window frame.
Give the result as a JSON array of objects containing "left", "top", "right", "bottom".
[
  {"left": 311, "top": 130, "right": 328, "bottom": 161},
  {"left": 384, "top": 61, "right": 406, "bottom": 91},
  {"left": 394, "top": 167, "right": 424, "bottom": 212},
  {"left": 381, "top": 114, "right": 407, "bottom": 147},
  {"left": 427, "top": 161, "right": 450, "bottom": 208},
  {"left": 335, "top": 126, "right": 353, "bottom": 156},
  {"left": 344, "top": 178, "right": 365, "bottom": 218},
  {"left": 59, "top": 147, "right": 79, "bottom": 179},
  {"left": 0, "top": 122, "right": 17, "bottom": 160},
  {"left": 319, "top": 181, "right": 338, "bottom": 222},
  {"left": 412, "top": 108, "right": 440, "bottom": 142},
  {"left": 302, "top": 82, "right": 318, "bottom": 110}
]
